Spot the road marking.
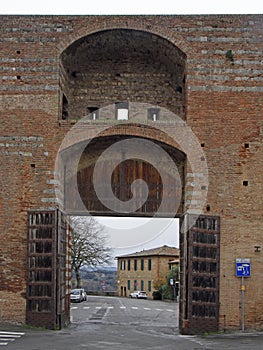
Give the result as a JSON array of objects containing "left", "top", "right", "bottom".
[
  {"left": 0, "top": 332, "right": 25, "bottom": 336},
  {"left": 70, "top": 305, "right": 178, "bottom": 315},
  {"left": 0, "top": 331, "right": 25, "bottom": 347},
  {"left": 0, "top": 335, "right": 20, "bottom": 338}
]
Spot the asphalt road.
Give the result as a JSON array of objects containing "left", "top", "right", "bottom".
[{"left": 1, "top": 296, "right": 263, "bottom": 350}]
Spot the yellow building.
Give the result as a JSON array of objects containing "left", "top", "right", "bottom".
[{"left": 116, "top": 245, "right": 179, "bottom": 299}]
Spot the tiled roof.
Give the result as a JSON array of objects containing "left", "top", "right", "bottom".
[{"left": 116, "top": 245, "right": 179, "bottom": 259}]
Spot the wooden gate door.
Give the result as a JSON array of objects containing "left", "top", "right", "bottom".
[
  {"left": 26, "top": 210, "right": 70, "bottom": 329},
  {"left": 179, "top": 214, "right": 220, "bottom": 334}
]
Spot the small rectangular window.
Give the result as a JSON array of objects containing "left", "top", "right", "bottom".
[
  {"left": 115, "top": 102, "right": 129, "bottom": 120},
  {"left": 87, "top": 107, "right": 99, "bottom": 120},
  {"left": 148, "top": 281, "right": 152, "bottom": 292},
  {"left": 134, "top": 259, "right": 137, "bottom": 271},
  {"left": 127, "top": 280, "right": 130, "bottom": 290},
  {"left": 121, "top": 260, "right": 126, "bottom": 270},
  {"left": 117, "top": 109, "right": 128, "bottom": 120},
  {"left": 141, "top": 280, "right": 144, "bottom": 291},
  {"left": 134, "top": 280, "right": 137, "bottom": 291},
  {"left": 148, "top": 107, "right": 160, "bottom": 121},
  {"left": 62, "top": 94, "right": 68, "bottom": 120},
  {"left": 148, "top": 259, "right": 152, "bottom": 271},
  {"left": 141, "top": 259, "right": 144, "bottom": 271},
  {"left": 128, "top": 259, "right": 131, "bottom": 271}
]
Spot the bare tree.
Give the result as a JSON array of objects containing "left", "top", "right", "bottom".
[{"left": 70, "top": 216, "right": 112, "bottom": 288}]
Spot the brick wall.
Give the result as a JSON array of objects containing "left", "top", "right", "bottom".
[{"left": 0, "top": 14, "right": 262, "bottom": 331}]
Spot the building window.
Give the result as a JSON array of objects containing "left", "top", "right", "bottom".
[
  {"left": 115, "top": 102, "right": 129, "bottom": 120},
  {"left": 148, "top": 259, "right": 152, "bottom": 271},
  {"left": 141, "top": 259, "right": 144, "bottom": 271},
  {"left": 127, "top": 259, "right": 131, "bottom": 271},
  {"left": 148, "top": 281, "right": 152, "bottom": 292},
  {"left": 127, "top": 280, "right": 130, "bottom": 290},
  {"left": 134, "top": 259, "right": 137, "bottom": 271},
  {"left": 147, "top": 107, "right": 160, "bottom": 121},
  {"left": 121, "top": 260, "right": 126, "bottom": 270},
  {"left": 62, "top": 94, "right": 68, "bottom": 120},
  {"left": 134, "top": 280, "right": 137, "bottom": 291},
  {"left": 141, "top": 280, "right": 144, "bottom": 291},
  {"left": 87, "top": 106, "right": 99, "bottom": 120}
]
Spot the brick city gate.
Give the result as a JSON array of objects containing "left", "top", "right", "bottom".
[
  {"left": 51, "top": 113, "right": 219, "bottom": 334},
  {"left": 0, "top": 15, "right": 262, "bottom": 333}
]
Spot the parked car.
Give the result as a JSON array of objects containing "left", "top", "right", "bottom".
[
  {"left": 70, "top": 288, "right": 87, "bottom": 303},
  {"left": 129, "top": 291, "right": 147, "bottom": 299}
]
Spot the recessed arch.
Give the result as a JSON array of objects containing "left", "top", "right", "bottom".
[
  {"left": 59, "top": 28, "right": 187, "bottom": 121},
  {"left": 76, "top": 134, "right": 186, "bottom": 217},
  {"left": 56, "top": 17, "right": 193, "bottom": 56},
  {"left": 59, "top": 123, "right": 186, "bottom": 217}
]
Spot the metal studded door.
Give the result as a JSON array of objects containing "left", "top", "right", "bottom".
[
  {"left": 179, "top": 214, "right": 220, "bottom": 334},
  {"left": 26, "top": 210, "right": 70, "bottom": 329}
]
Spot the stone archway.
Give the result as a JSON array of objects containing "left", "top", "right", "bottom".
[
  {"left": 54, "top": 27, "right": 218, "bottom": 333},
  {"left": 53, "top": 101, "right": 219, "bottom": 334}
]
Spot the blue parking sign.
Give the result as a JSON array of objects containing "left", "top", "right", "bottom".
[{"left": 236, "top": 258, "right": 251, "bottom": 277}]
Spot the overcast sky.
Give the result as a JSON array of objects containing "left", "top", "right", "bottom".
[
  {"left": 0, "top": 0, "right": 262, "bottom": 15},
  {"left": 96, "top": 217, "right": 180, "bottom": 264}
]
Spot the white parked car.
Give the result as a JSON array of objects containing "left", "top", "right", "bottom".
[
  {"left": 129, "top": 291, "right": 147, "bottom": 299},
  {"left": 70, "top": 288, "right": 87, "bottom": 303}
]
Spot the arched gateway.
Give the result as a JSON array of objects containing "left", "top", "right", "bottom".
[{"left": 0, "top": 15, "right": 262, "bottom": 334}]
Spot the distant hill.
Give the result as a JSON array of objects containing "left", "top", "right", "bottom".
[
  {"left": 72, "top": 265, "right": 117, "bottom": 292},
  {"left": 80, "top": 265, "right": 117, "bottom": 273}
]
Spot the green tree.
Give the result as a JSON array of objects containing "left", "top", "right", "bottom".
[
  {"left": 165, "top": 266, "right": 179, "bottom": 300},
  {"left": 70, "top": 216, "right": 112, "bottom": 288},
  {"left": 155, "top": 266, "right": 179, "bottom": 301}
]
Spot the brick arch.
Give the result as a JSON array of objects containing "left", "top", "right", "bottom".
[
  {"left": 61, "top": 124, "right": 186, "bottom": 217},
  {"left": 58, "top": 106, "right": 208, "bottom": 217},
  {"left": 98, "top": 123, "right": 186, "bottom": 156},
  {"left": 74, "top": 124, "right": 187, "bottom": 176},
  {"left": 57, "top": 16, "right": 192, "bottom": 56},
  {"left": 59, "top": 122, "right": 186, "bottom": 157}
]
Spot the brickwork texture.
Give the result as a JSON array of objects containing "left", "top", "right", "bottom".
[{"left": 0, "top": 15, "right": 262, "bottom": 331}]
